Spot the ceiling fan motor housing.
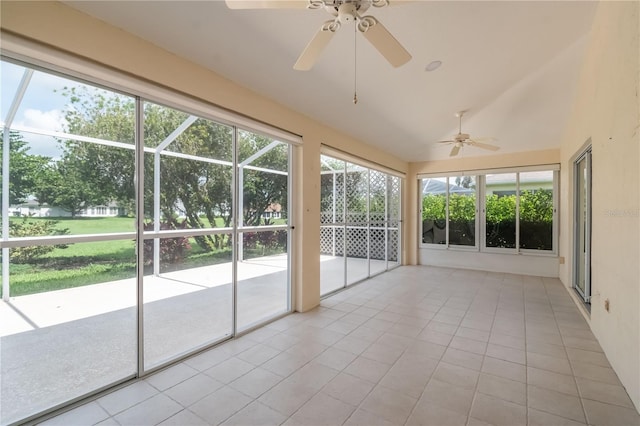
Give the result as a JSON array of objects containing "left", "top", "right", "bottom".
[{"left": 338, "top": 2, "right": 358, "bottom": 22}]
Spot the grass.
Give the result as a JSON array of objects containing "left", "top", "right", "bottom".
[{"left": 5, "top": 216, "right": 285, "bottom": 297}]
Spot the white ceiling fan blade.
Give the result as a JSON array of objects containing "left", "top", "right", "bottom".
[
  {"left": 359, "top": 16, "right": 411, "bottom": 68},
  {"left": 225, "top": 0, "right": 309, "bottom": 9},
  {"left": 469, "top": 140, "right": 500, "bottom": 151},
  {"left": 437, "top": 140, "right": 455, "bottom": 144},
  {"left": 450, "top": 145, "right": 461, "bottom": 157},
  {"left": 294, "top": 22, "right": 338, "bottom": 71}
]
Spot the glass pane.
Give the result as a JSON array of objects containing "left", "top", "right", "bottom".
[
  {"left": 239, "top": 131, "right": 289, "bottom": 227},
  {"left": 369, "top": 227, "right": 387, "bottom": 275},
  {"left": 320, "top": 225, "right": 345, "bottom": 295},
  {"left": 388, "top": 223, "right": 401, "bottom": 268},
  {"left": 346, "top": 163, "right": 368, "bottom": 285},
  {"left": 1, "top": 241, "right": 136, "bottom": 424},
  {"left": 448, "top": 176, "right": 476, "bottom": 246},
  {"left": 576, "top": 159, "right": 587, "bottom": 295},
  {"left": 2, "top": 62, "right": 135, "bottom": 235},
  {"left": 421, "top": 178, "right": 447, "bottom": 244},
  {"left": 519, "top": 171, "right": 554, "bottom": 250},
  {"left": 143, "top": 233, "right": 233, "bottom": 369},
  {"left": 485, "top": 173, "right": 517, "bottom": 248},
  {"left": 143, "top": 102, "right": 233, "bottom": 229},
  {"left": 237, "top": 230, "right": 289, "bottom": 331}
]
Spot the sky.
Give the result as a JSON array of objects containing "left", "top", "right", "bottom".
[{"left": 1, "top": 59, "right": 130, "bottom": 159}]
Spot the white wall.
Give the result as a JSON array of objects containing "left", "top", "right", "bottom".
[
  {"left": 558, "top": 1, "right": 640, "bottom": 412},
  {"left": 419, "top": 249, "right": 558, "bottom": 277}
]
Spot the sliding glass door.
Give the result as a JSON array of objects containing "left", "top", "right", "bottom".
[
  {"left": 0, "top": 58, "right": 293, "bottom": 424},
  {"left": 574, "top": 148, "right": 591, "bottom": 303},
  {"left": 319, "top": 155, "right": 402, "bottom": 296}
]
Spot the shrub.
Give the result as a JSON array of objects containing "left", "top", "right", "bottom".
[
  {"left": 142, "top": 220, "right": 190, "bottom": 266},
  {"left": 9, "top": 217, "right": 70, "bottom": 263}
]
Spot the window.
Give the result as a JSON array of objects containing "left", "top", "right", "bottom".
[
  {"left": 420, "top": 167, "right": 557, "bottom": 254},
  {"left": 421, "top": 176, "right": 477, "bottom": 247}
]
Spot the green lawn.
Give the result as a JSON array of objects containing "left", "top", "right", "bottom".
[{"left": 4, "top": 216, "right": 284, "bottom": 297}]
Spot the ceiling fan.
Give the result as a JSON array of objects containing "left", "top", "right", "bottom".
[
  {"left": 438, "top": 111, "right": 500, "bottom": 157},
  {"left": 225, "top": 0, "right": 411, "bottom": 71}
]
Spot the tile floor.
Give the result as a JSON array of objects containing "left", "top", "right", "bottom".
[{"left": 39, "top": 266, "right": 640, "bottom": 426}]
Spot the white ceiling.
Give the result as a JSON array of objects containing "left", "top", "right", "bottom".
[{"left": 65, "top": 0, "right": 596, "bottom": 162}]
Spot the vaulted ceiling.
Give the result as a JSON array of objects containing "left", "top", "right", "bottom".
[{"left": 65, "top": 1, "right": 596, "bottom": 161}]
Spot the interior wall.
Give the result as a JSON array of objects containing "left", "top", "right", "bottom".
[
  {"left": 558, "top": 1, "right": 640, "bottom": 412},
  {"left": 0, "top": 1, "right": 409, "bottom": 313}
]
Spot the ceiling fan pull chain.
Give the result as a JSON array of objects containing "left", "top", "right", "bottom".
[{"left": 353, "top": 20, "right": 358, "bottom": 104}]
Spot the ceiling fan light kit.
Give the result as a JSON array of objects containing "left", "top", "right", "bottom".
[{"left": 225, "top": 0, "right": 412, "bottom": 70}]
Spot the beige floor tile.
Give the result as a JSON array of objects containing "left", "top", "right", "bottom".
[
  {"left": 565, "top": 347, "right": 611, "bottom": 367},
  {"left": 114, "top": 394, "right": 182, "bottom": 426},
  {"left": 313, "top": 346, "right": 357, "bottom": 371},
  {"left": 441, "top": 347, "right": 484, "bottom": 371},
  {"left": 97, "top": 381, "right": 159, "bottom": 416},
  {"left": 489, "top": 332, "right": 526, "bottom": 351},
  {"left": 164, "top": 373, "right": 223, "bottom": 407},
  {"left": 378, "top": 357, "right": 434, "bottom": 398},
  {"left": 575, "top": 377, "right": 635, "bottom": 408},
  {"left": 405, "top": 340, "right": 447, "bottom": 360},
  {"left": 158, "top": 409, "right": 208, "bottom": 426},
  {"left": 188, "top": 386, "right": 252, "bottom": 424},
  {"left": 349, "top": 325, "right": 386, "bottom": 342},
  {"left": 432, "top": 361, "right": 480, "bottom": 390},
  {"left": 359, "top": 386, "right": 417, "bottom": 424},
  {"left": 406, "top": 399, "right": 468, "bottom": 426},
  {"left": 222, "top": 401, "right": 287, "bottom": 426},
  {"left": 527, "top": 408, "right": 587, "bottom": 426},
  {"left": 527, "top": 367, "right": 578, "bottom": 396},
  {"left": 146, "top": 363, "right": 199, "bottom": 392},
  {"left": 287, "top": 361, "right": 339, "bottom": 390},
  {"left": 184, "top": 346, "right": 232, "bottom": 372},
  {"left": 343, "top": 408, "right": 396, "bottom": 426},
  {"left": 343, "top": 356, "right": 392, "bottom": 384},
  {"left": 322, "top": 372, "right": 375, "bottom": 406},
  {"left": 420, "top": 378, "right": 475, "bottom": 415},
  {"left": 477, "top": 373, "right": 526, "bottom": 406},
  {"left": 204, "top": 357, "right": 255, "bottom": 384},
  {"left": 333, "top": 335, "right": 372, "bottom": 355},
  {"left": 360, "top": 341, "right": 405, "bottom": 365},
  {"left": 562, "top": 336, "right": 603, "bottom": 352},
  {"left": 236, "top": 343, "right": 281, "bottom": 366},
  {"left": 449, "top": 335, "right": 488, "bottom": 355},
  {"left": 486, "top": 343, "right": 526, "bottom": 365},
  {"left": 470, "top": 393, "right": 526, "bottom": 426},
  {"left": 570, "top": 360, "right": 621, "bottom": 385},
  {"left": 526, "top": 351, "right": 573, "bottom": 375},
  {"left": 526, "top": 339, "right": 567, "bottom": 359},
  {"left": 527, "top": 385, "right": 585, "bottom": 423},
  {"left": 229, "top": 367, "right": 283, "bottom": 399},
  {"left": 258, "top": 378, "right": 318, "bottom": 416},
  {"left": 284, "top": 392, "right": 355, "bottom": 426},
  {"left": 481, "top": 356, "right": 527, "bottom": 383},
  {"left": 261, "top": 351, "right": 308, "bottom": 377},
  {"left": 582, "top": 398, "right": 640, "bottom": 426},
  {"left": 467, "top": 416, "right": 495, "bottom": 426},
  {"left": 456, "top": 327, "right": 490, "bottom": 343}
]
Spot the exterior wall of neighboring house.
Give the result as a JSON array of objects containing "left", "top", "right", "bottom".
[{"left": 10, "top": 199, "right": 126, "bottom": 217}]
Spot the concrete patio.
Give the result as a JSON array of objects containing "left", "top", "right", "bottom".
[{"left": 0, "top": 253, "right": 393, "bottom": 424}]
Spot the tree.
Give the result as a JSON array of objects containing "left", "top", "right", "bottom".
[
  {"left": 59, "top": 87, "right": 288, "bottom": 252},
  {"left": 0, "top": 131, "right": 51, "bottom": 205}
]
